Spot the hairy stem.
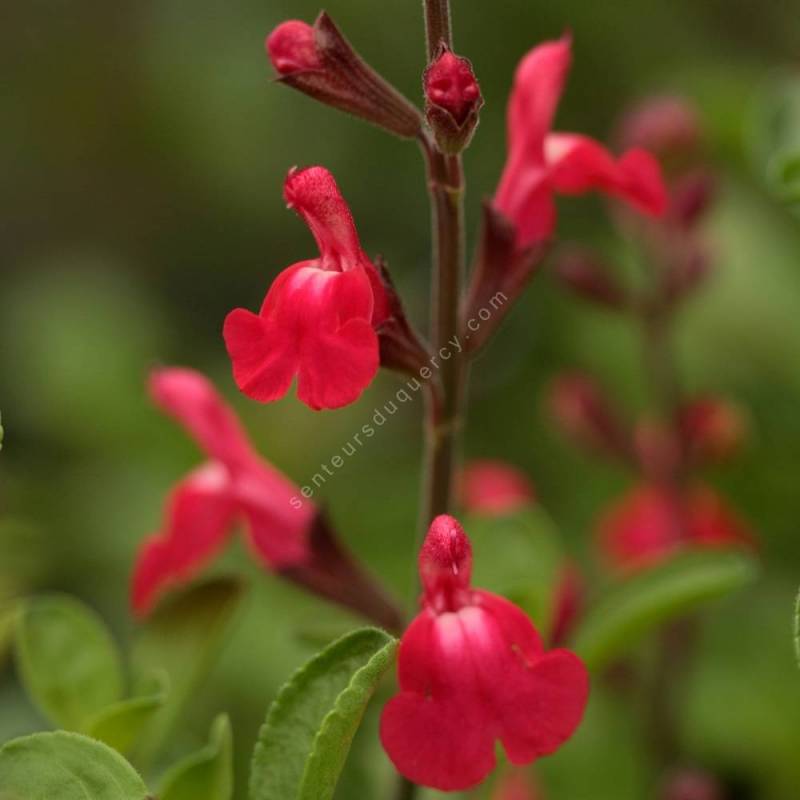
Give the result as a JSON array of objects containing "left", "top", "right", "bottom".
[{"left": 423, "top": 0, "right": 453, "bottom": 59}]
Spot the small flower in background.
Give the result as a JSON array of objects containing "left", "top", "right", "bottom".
[
  {"left": 224, "top": 167, "right": 388, "bottom": 411},
  {"left": 380, "top": 515, "right": 589, "bottom": 791},
  {"left": 678, "top": 396, "right": 748, "bottom": 465},
  {"left": 131, "top": 368, "right": 314, "bottom": 616},
  {"left": 493, "top": 35, "right": 667, "bottom": 250},
  {"left": 659, "top": 767, "right": 724, "bottom": 800},
  {"left": 461, "top": 459, "right": 536, "bottom": 516},
  {"left": 597, "top": 483, "right": 754, "bottom": 573},
  {"left": 550, "top": 562, "right": 585, "bottom": 646},
  {"left": 492, "top": 768, "right": 546, "bottom": 799}
]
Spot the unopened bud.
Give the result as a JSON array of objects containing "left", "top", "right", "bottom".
[
  {"left": 617, "top": 96, "right": 701, "bottom": 163},
  {"left": 265, "top": 13, "right": 422, "bottom": 139},
  {"left": 549, "top": 373, "right": 631, "bottom": 461},
  {"left": 553, "top": 247, "right": 629, "bottom": 309},
  {"left": 424, "top": 47, "right": 483, "bottom": 153},
  {"left": 679, "top": 397, "right": 748, "bottom": 464},
  {"left": 669, "top": 169, "right": 717, "bottom": 228}
]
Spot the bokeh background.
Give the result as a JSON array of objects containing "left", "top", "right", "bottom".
[{"left": 2, "top": 1, "right": 800, "bottom": 797}]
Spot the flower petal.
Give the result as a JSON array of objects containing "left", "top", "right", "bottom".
[
  {"left": 149, "top": 367, "right": 255, "bottom": 470},
  {"left": 130, "top": 463, "right": 238, "bottom": 616},
  {"left": 545, "top": 133, "right": 667, "bottom": 216},
  {"left": 223, "top": 307, "right": 297, "bottom": 404}
]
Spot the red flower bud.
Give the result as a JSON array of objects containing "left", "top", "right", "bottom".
[
  {"left": 265, "top": 13, "right": 422, "bottom": 139},
  {"left": 380, "top": 515, "right": 589, "bottom": 791},
  {"left": 461, "top": 460, "right": 536, "bottom": 517},
  {"left": 668, "top": 169, "right": 717, "bottom": 228},
  {"left": 266, "top": 20, "right": 321, "bottom": 73},
  {"left": 424, "top": 47, "right": 483, "bottom": 153},
  {"left": 548, "top": 373, "right": 631, "bottom": 461},
  {"left": 492, "top": 770, "right": 546, "bottom": 800},
  {"left": 617, "top": 96, "right": 702, "bottom": 162},
  {"left": 553, "top": 247, "right": 629, "bottom": 309},
  {"left": 679, "top": 397, "right": 748, "bottom": 464}
]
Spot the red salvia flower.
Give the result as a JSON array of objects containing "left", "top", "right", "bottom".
[
  {"left": 598, "top": 482, "right": 754, "bottom": 572},
  {"left": 493, "top": 35, "right": 667, "bottom": 249},
  {"left": 224, "top": 167, "right": 389, "bottom": 410},
  {"left": 131, "top": 367, "right": 314, "bottom": 615},
  {"left": 461, "top": 459, "right": 536, "bottom": 516},
  {"left": 380, "top": 515, "right": 589, "bottom": 791}
]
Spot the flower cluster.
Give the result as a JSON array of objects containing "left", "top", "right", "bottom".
[{"left": 549, "top": 97, "right": 755, "bottom": 572}]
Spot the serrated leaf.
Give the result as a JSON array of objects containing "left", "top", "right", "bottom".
[
  {"left": 573, "top": 550, "right": 758, "bottom": 672},
  {"left": 131, "top": 577, "right": 245, "bottom": 764},
  {"left": 0, "top": 730, "right": 150, "bottom": 800},
  {"left": 465, "top": 506, "right": 563, "bottom": 640},
  {"left": 250, "top": 627, "right": 397, "bottom": 800},
  {"left": 14, "top": 594, "right": 124, "bottom": 730},
  {"left": 86, "top": 672, "right": 169, "bottom": 755},
  {"left": 160, "top": 714, "right": 233, "bottom": 800}
]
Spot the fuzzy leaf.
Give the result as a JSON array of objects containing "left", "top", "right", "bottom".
[
  {"left": 573, "top": 550, "right": 758, "bottom": 672},
  {"left": 86, "top": 672, "right": 169, "bottom": 755},
  {"left": 0, "top": 730, "right": 149, "bottom": 800},
  {"left": 14, "top": 594, "right": 124, "bottom": 730},
  {"left": 249, "top": 627, "right": 397, "bottom": 800},
  {"left": 160, "top": 714, "right": 233, "bottom": 800}
]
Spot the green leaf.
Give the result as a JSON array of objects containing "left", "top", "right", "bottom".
[
  {"left": 14, "top": 594, "right": 124, "bottom": 730},
  {"left": 573, "top": 550, "right": 758, "bottom": 672},
  {"left": 0, "top": 730, "right": 150, "bottom": 800},
  {"left": 160, "top": 714, "right": 233, "bottom": 800},
  {"left": 86, "top": 672, "right": 169, "bottom": 755},
  {"left": 131, "top": 577, "right": 245, "bottom": 763},
  {"left": 465, "top": 506, "right": 563, "bottom": 640},
  {"left": 250, "top": 627, "right": 397, "bottom": 800}
]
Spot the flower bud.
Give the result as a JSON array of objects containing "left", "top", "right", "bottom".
[
  {"left": 678, "top": 397, "right": 748, "bottom": 464},
  {"left": 424, "top": 47, "right": 483, "bottom": 153},
  {"left": 617, "top": 96, "right": 701, "bottom": 163},
  {"left": 669, "top": 169, "right": 717, "bottom": 228},
  {"left": 265, "top": 13, "right": 422, "bottom": 139},
  {"left": 549, "top": 373, "right": 632, "bottom": 461},
  {"left": 553, "top": 247, "right": 629, "bottom": 309}
]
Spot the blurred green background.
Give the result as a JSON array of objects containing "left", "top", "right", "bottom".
[{"left": 2, "top": 1, "right": 800, "bottom": 798}]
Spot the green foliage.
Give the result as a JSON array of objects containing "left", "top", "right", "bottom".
[
  {"left": 160, "top": 714, "right": 233, "bottom": 800},
  {"left": 794, "top": 585, "right": 800, "bottom": 669},
  {"left": 573, "top": 550, "right": 758, "bottom": 672},
  {"left": 86, "top": 672, "right": 169, "bottom": 755},
  {"left": 249, "top": 627, "right": 397, "bottom": 800},
  {"left": 465, "top": 506, "right": 563, "bottom": 640},
  {"left": 0, "top": 730, "right": 149, "bottom": 800},
  {"left": 750, "top": 73, "right": 800, "bottom": 212},
  {"left": 13, "top": 594, "right": 124, "bottom": 730},
  {"left": 131, "top": 577, "right": 245, "bottom": 762}
]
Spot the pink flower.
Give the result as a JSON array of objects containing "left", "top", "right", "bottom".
[
  {"left": 224, "top": 167, "right": 389, "bottom": 410},
  {"left": 598, "top": 483, "right": 754, "bottom": 572},
  {"left": 131, "top": 368, "right": 314, "bottom": 616},
  {"left": 380, "top": 515, "right": 589, "bottom": 791},
  {"left": 494, "top": 36, "right": 667, "bottom": 249},
  {"left": 461, "top": 459, "right": 536, "bottom": 516}
]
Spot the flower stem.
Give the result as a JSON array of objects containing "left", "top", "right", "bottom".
[
  {"left": 423, "top": 0, "right": 453, "bottom": 58},
  {"left": 393, "top": 7, "right": 466, "bottom": 800}
]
